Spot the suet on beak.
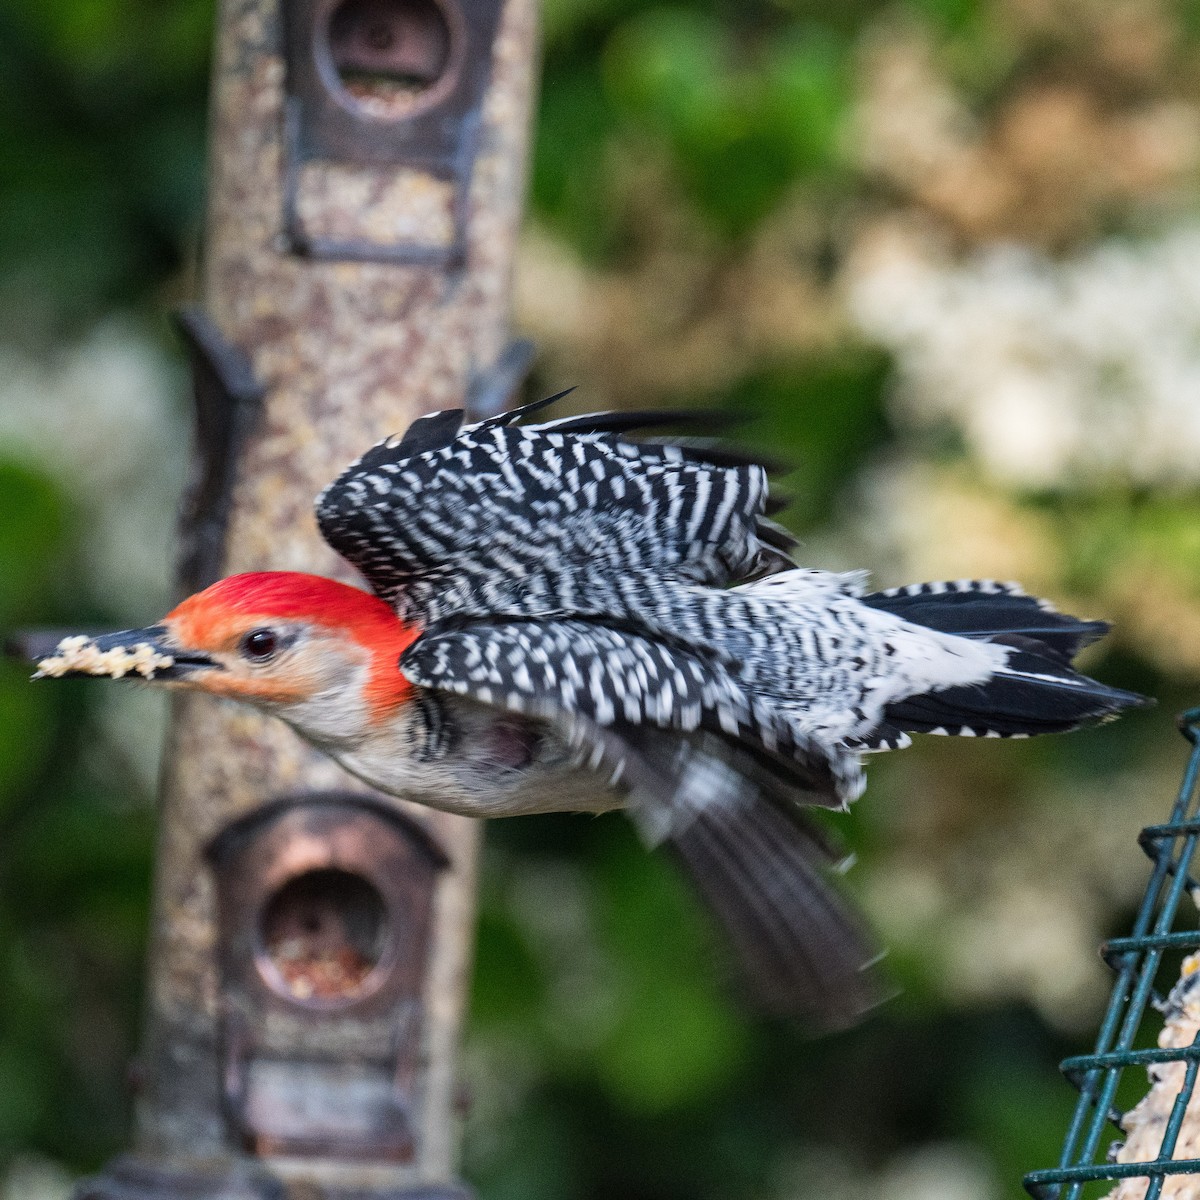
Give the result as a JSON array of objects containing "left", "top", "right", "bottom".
[{"left": 30, "top": 625, "right": 219, "bottom": 682}]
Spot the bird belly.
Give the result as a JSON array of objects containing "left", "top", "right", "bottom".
[{"left": 328, "top": 723, "right": 623, "bottom": 819}]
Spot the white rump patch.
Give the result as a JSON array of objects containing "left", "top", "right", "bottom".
[{"left": 738, "top": 568, "right": 870, "bottom": 600}]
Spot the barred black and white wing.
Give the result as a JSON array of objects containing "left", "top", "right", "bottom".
[
  {"left": 315, "top": 402, "right": 791, "bottom": 625},
  {"left": 400, "top": 618, "right": 864, "bottom": 808},
  {"left": 400, "top": 618, "right": 882, "bottom": 1025}
]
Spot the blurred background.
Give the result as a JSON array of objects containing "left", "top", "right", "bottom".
[{"left": 1, "top": 0, "right": 1198, "bottom": 1196}]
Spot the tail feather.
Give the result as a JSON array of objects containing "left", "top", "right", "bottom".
[
  {"left": 865, "top": 580, "right": 1150, "bottom": 739},
  {"left": 883, "top": 640, "right": 1149, "bottom": 739},
  {"left": 885, "top": 676, "right": 1141, "bottom": 738},
  {"left": 863, "top": 579, "right": 1108, "bottom": 664}
]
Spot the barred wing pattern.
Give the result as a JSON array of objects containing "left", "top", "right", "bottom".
[
  {"left": 400, "top": 620, "right": 881, "bottom": 1021},
  {"left": 400, "top": 618, "right": 865, "bottom": 810},
  {"left": 315, "top": 406, "right": 788, "bottom": 625}
]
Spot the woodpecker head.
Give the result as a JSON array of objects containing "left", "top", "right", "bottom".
[{"left": 34, "top": 573, "right": 421, "bottom": 744}]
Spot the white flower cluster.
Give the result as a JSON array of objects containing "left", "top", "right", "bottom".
[{"left": 849, "top": 224, "right": 1200, "bottom": 488}]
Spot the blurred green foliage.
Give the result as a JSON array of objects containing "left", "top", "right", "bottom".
[
  {"left": 2, "top": 0, "right": 1199, "bottom": 1197},
  {"left": 534, "top": 1, "right": 863, "bottom": 251},
  {"left": 0, "top": 458, "right": 153, "bottom": 1172},
  {"left": 724, "top": 353, "right": 892, "bottom": 530}
]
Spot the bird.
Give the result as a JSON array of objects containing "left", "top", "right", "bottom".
[{"left": 33, "top": 397, "right": 1149, "bottom": 1028}]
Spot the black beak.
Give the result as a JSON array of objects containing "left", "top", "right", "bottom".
[{"left": 25, "top": 624, "right": 220, "bottom": 682}]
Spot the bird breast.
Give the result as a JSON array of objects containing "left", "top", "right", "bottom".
[{"left": 327, "top": 695, "right": 621, "bottom": 819}]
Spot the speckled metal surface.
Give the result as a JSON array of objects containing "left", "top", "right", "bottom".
[{"left": 119, "top": 0, "right": 537, "bottom": 1194}]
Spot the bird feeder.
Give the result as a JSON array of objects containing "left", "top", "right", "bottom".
[
  {"left": 208, "top": 795, "right": 446, "bottom": 1162},
  {"left": 1024, "top": 709, "right": 1200, "bottom": 1199},
  {"left": 71, "top": 0, "right": 538, "bottom": 1196}
]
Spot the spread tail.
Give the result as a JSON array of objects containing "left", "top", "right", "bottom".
[{"left": 863, "top": 580, "right": 1150, "bottom": 739}]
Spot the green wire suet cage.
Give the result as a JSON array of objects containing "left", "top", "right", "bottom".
[{"left": 1025, "top": 708, "right": 1200, "bottom": 1199}]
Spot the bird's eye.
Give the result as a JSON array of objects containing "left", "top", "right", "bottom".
[{"left": 241, "top": 628, "right": 278, "bottom": 662}]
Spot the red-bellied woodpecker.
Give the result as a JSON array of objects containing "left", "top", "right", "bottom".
[{"left": 35, "top": 399, "right": 1149, "bottom": 1026}]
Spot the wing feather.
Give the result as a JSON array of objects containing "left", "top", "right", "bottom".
[
  {"left": 666, "top": 790, "right": 885, "bottom": 1025},
  {"left": 315, "top": 401, "right": 790, "bottom": 623},
  {"left": 400, "top": 618, "right": 863, "bottom": 810},
  {"left": 402, "top": 620, "right": 880, "bottom": 1025}
]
